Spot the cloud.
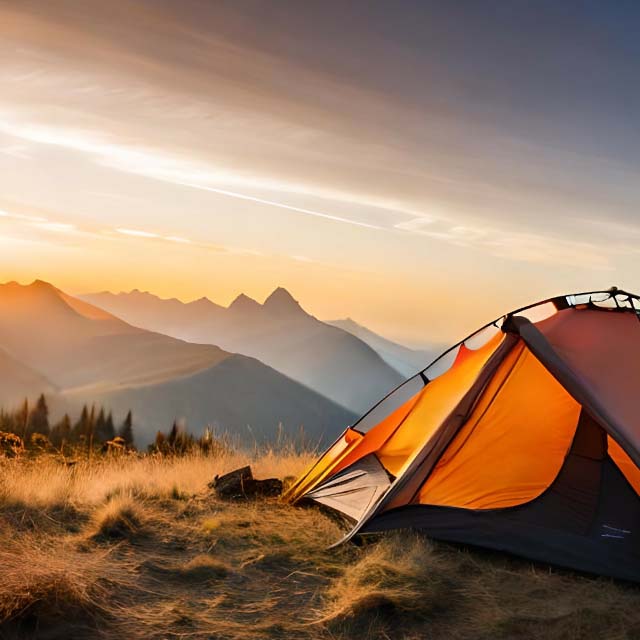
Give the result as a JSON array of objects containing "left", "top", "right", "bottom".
[
  {"left": 0, "top": 116, "right": 389, "bottom": 231},
  {"left": 0, "top": 114, "right": 634, "bottom": 271},
  {"left": 116, "top": 227, "right": 158, "bottom": 239},
  {"left": 0, "top": 206, "right": 100, "bottom": 246},
  {"left": 0, "top": 208, "right": 47, "bottom": 222},
  {"left": 116, "top": 228, "right": 194, "bottom": 245},
  {"left": 395, "top": 216, "right": 617, "bottom": 269},
  {"left": 112, "top": 225, "right": 234, "bottom": 253},
  {"left": 32, "top": 221, "right": 76, "bottom": 232}
]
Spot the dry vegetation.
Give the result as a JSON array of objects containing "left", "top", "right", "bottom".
[{"left": 1, "top": 449, "right": 640, "bottom": 640}]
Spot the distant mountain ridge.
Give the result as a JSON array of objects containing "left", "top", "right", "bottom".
[
  {"left": 0, "top": 280, "right": 355, "bottom": 445},
  {"left": 328, "top": 318, "right": 442, "bottom": 378},
  {"left": 82, "top": 287, "right": 405, "bottom": 414}
]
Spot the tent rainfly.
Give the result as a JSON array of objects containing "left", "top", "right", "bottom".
[{"left": 285, "top": 289, "right": 640, "bottom": 581}]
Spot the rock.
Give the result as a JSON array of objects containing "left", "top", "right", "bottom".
[
  {"left": 209, "top": 466, "right": 253, "bottom": 499},
  {"left": 209, "top": 466, "right": 283, "bottom": 500}
]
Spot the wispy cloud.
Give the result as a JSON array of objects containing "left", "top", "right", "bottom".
[
  {"left": 33, "top": 221, "right": 76, "bottom": 233},
  {"left": 0, "top": 202, "right": 257, "bottom": 257},
  {"left": 0, "top": 117, "right": 389, "bottom": 231},
  {"left": 395, "top": 216, "right": 619, "bottom": 269},
  {"left": 0, "top": 116, "right": 634, "bottom": 270},
  {"left": 116, "top": 228, "right": 194, "bottom": 245},
  {"left": 0, "top": 208, "right": 47, "bottom": 223},
  {"left": 116, "top": 227, "right": 158, "bottom": 239}
]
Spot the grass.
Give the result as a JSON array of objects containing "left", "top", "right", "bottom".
[
  {"left": 1, "top": 451, "right": 639, "bottom": 639},
  {"left": 89, "top": 495, "right": 146, "bottom": 542}
]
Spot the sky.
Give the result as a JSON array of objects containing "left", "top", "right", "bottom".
[{"left": 1, "top": 0, "right": 640, "bottom": 347}]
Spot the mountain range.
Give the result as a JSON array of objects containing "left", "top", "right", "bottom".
[
  {"left": 0, "top": 280, "right": 355, "bottom": 445},
  {"left": 81, "top": 288, "right": 405, "bottom": 414}
]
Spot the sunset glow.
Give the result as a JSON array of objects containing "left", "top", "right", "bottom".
[{"left": 2, "top": 2, "right": 639, "bottom": 346}]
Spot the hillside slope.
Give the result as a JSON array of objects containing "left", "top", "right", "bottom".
[
  {"left": 328, "top": 318, "right": 441, "bottom": 378},
  {"left": 0, "top": 280, "right": 228, "bottom": 390},
  {"left": 0, "top": 346, "right": 56, "bottom": 408},
  {"left": 82, "top": 287, "right": 404, "bottom": 413},
  {"left": 59, "top": 354, "right": 354, "bottom": 444}
]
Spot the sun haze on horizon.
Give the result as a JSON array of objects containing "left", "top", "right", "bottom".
[{"left": 1, "top": 1, "right": 640, "bottom": 346}]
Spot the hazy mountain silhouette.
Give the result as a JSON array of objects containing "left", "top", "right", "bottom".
[
  {"left": 328, "top": 318, "right": 442, "bottom": 378},
  {"left": 0, "top": 280, "right": 226, "bottom": 390},
  {"left": 64, "top": 354, "right": 351, "bottom": 446},
  {"left": 0, "top": 346, "right": 56, "bottom": 408},
  {"left": 0, "top": 281, "right": 355, "bottom": 444},
  {"left": 82, "top": 287, "right": 404, "bottom": 413}
]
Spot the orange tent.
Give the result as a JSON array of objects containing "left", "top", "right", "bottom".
[{"left": 285, "top": 289, "right": 640, "bottom": 581}]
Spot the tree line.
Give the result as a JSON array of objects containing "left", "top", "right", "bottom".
[
  {"left": 0, "top": 395, "right": 229, "bottom": 458},
  {"left": 0, "top": 394, "right": 134, "bottom": 449},
  {"left": 150, "top": 421, "right": 227, "bottom": 456}
]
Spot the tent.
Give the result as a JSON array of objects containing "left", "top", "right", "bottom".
[{"left": 285, "top": 289, "right": 640, "bottom": 581}]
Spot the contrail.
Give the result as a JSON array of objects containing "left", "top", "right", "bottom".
[
  {"left": 175, "top": 181, "right": 385, "bottom": 231},
  {"left": 1, "top": 118, "right": 385, "bottom": 231}
]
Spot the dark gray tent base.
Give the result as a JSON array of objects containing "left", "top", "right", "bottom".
[{"left": 360, "top": 454, "right": 640, "bottom": 582}]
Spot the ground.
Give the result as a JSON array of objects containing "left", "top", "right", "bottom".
[{"left": 1, "top": 451, "right": 640, "bottom": 640}]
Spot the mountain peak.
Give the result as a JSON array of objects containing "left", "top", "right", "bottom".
[
  {"left": 228, "top": 293, "right": 260, "bottom": 312},
  {"left": 263, "top": 287, "right": 302, "bottom": 314},
  {"left": 0, "top": 279, "right": 59, "bottom": 297},
  {"left": 188, "top": 296, "right": 224, "bottom": 312},
  {"left": 0, "top": 279, "right": 58, "bottom": 303},
  {"left": 31, "top": 279, "right": 54, "bottom": 288}
]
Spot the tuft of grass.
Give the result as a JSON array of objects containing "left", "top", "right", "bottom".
[
  {"left": 143, "top": 555, "right": 230, "bottom": 584},
  {"left": 317, "top": 534, "right": 450, "bottom": 636},
  {"left": 89, "top": 495, "right": 145, "bottom": 542}
]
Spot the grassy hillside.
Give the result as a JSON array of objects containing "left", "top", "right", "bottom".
[{"left": 1, "top": 451, "right": 638, "bottom": 640}]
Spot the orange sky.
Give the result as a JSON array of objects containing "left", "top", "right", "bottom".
[{"left": 1, "top": 2, "right": 639, "bottom": 347}]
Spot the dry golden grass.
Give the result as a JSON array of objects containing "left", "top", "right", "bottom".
[
  {"left": 89, "top": 495, "right": 146, "bottom": 542},
  {"left": 1, "top": 451, "right": 640, "bottom": 639},
  {"left": 0, "top": 535, "right": 115, "bottom": 639}
]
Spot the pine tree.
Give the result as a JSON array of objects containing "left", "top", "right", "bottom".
[
  {"left": 118, "top": 410, "right": 134, "bottom": 447},
  {"left": 94, "top": 407, "right": 107, "bottom": 443},
  {"left": 168, "top": 421, "right": 179, "bottom": 449},
  {"left": 50, "top": 414, "right": 72, "bottom": 448},
  {"left": 26, "top": 394, "right": 50, "bottom": 438},
  {"left": 94, "top": 408, "right": 116, "bottom": 444},
  {"left": 105, "top": 411, "right": 116, "bottom": 441},
  {"left": 71, "top": 405, "right": 90, "bottom": 443}
]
